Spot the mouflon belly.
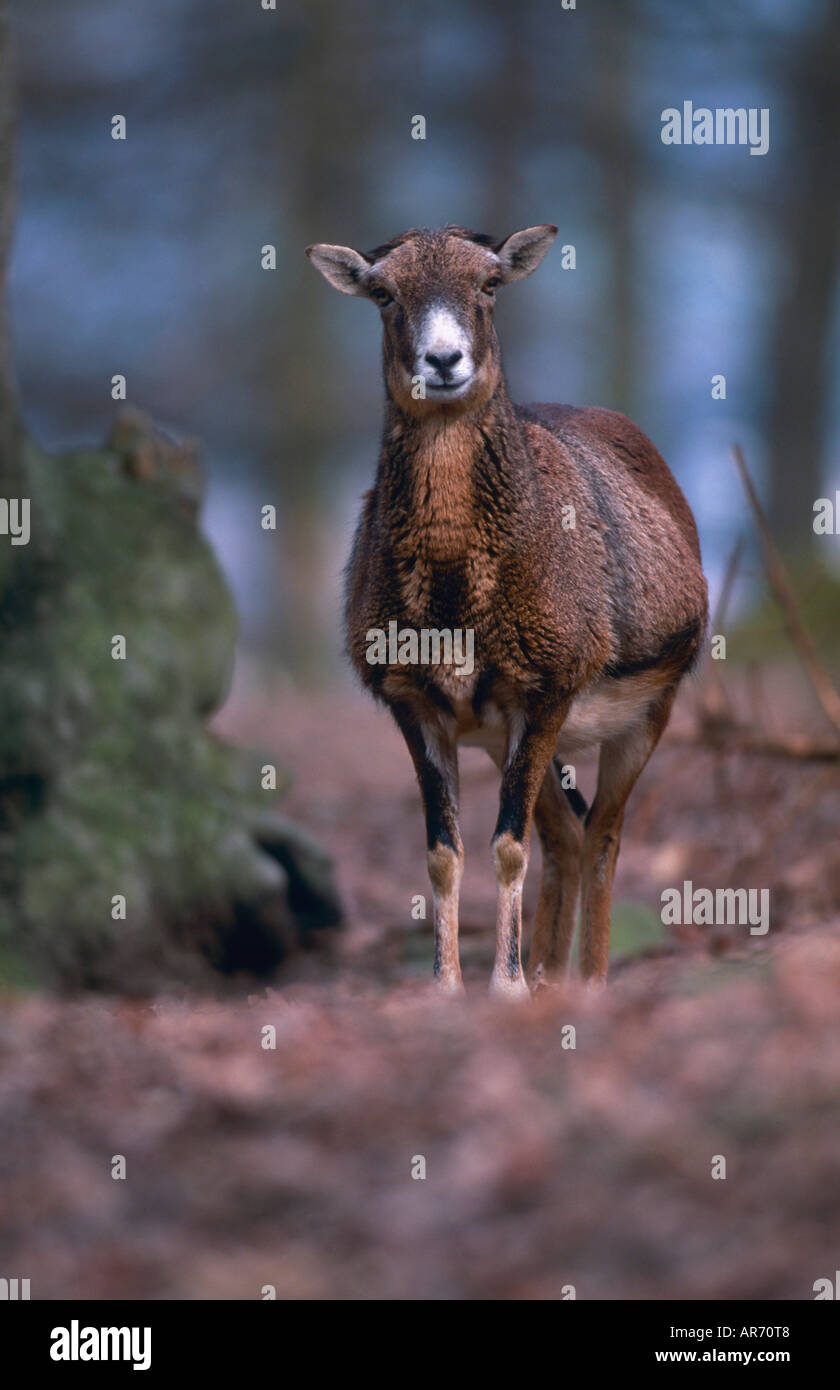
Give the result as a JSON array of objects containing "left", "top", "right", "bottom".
[{"left": 458, "top": 668, "right": 669, "bottom": 759}]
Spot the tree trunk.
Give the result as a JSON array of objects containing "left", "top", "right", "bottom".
[
  {"left": 766, "top": 5, "right": 840, "bottom": 549},
  {"left": 0, "top": 3, "right": 20, "bottom": 488}
]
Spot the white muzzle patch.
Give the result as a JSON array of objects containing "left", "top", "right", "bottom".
[{"left": 414, "top": 306, "right": 474, "bottom": 396}]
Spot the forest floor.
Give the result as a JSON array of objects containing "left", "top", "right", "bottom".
[{"left": 2, "top": 666, "right": 839, "bottom": 1300}]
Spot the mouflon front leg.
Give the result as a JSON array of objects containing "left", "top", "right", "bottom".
[
  {"left": 491, "top": 703, "right": 571, "bottom": 999},
  {"left": 391, "top": 703, "right": 464, "bottom": 992}
]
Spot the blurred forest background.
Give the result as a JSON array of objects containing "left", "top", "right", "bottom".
[
  {"left": 8, "top": 0, "right": 839, "bottom": 679},
  {"left": 3, "top": 0, "right": 840, "bottom": 1303}
]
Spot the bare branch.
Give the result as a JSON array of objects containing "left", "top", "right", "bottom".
[
  {"left": 667, "top": 726, "right": 840, "bottom": 763},
  {"left": 732, "top": 443, "right": 840, "bottom": 738}
]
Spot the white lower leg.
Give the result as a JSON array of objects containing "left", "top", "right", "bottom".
[
  {"left": 428, "top": 842, "right": 464, "bottom": 992},
  {"left": 490, "top": 831, "right": 530, "bottom": 999}
]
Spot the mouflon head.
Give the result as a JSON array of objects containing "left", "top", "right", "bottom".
[{"left": 306, "top": 223, "right": 557, "bottom": 415}]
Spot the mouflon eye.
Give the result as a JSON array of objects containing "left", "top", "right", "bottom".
[{"left": 370, "top": 285, "right": 394, "bottom": 307}]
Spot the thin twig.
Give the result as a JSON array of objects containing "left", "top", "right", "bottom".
[
  {"left": 729, "top": 763, "right": 839, "bottom": 880},
  {"left": 712, "top": 533, "right": 745, "bottom": 635},
  {"left": 732, "top": 444, "right": 840, "bottom": 738},
  {"left": 666, "top": 727, "right": 840, "bottom": 762},
  {"left": 699, "top": 533, "right": 744, "bottom": 726}
]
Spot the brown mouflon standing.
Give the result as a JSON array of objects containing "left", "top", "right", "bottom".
[{"left": 307, "top": 225, "right": 708, "bottom": 997}]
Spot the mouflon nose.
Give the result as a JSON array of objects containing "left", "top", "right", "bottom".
[{"left": 425, "top": 349, "right": 463, "bottom": 377}]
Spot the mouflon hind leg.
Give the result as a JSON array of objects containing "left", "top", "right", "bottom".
[
  {"left": 579, "top": 687, "right": 677, "bottom": 983},
  {"left": 490, "top": 704, "right": 570, "bottom": 999},
  {"left": 527, "top": 760, "right": 585, "bottom": 988}
]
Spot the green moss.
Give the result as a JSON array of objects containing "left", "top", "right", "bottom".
[
  {"left": 608, "top": 899, "right": 667, "bottom": 958},
  {"left": 670, "top": 952, "right": 773, "bottom": 998},
  {"left": 0, "top": 418, "right": 340, "bottom": 990}
]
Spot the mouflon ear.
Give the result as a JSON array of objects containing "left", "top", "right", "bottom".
[
  {"left": 494, "top": 225, "right": 558, "bottom": 283},
  {"left": 305, "top": 243, "right": 372, "bottom": 296}
]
